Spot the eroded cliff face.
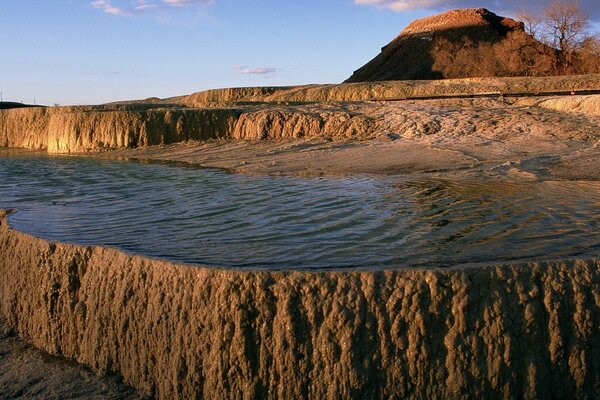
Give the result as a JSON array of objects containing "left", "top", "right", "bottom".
[
  {"left": 231, "top": 108, "right": 375, "bottom": 140},
  {"left": 178, "top": 75, "right": 600, "bottom": 107},
  {"left": 0, "top": 210, "right": 598, "bottom": 399},
  {"left": 0, "top": 107, "right": 241, "bottom": 153},
  {"left": 2, "top": 76, "right": 600, "bottom": 154},
  {"left": 0, "top": 105, "right": 380, "bottom": 153},
  {"left": 0, "top": 107, "right": 50, "bottom": 150},
  {"left": 174, "top": 86, "right": 303, "bottom": 107}
]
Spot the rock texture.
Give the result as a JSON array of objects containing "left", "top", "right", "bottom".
[
  {"left": 0, "top": 106, "right": 241, "bottom": 153},
  {"left": 96, "top": 92, "right": 600, "bottom": 181},
  {"left": 2, "top": 75, "right": 600, "bottom": 154},
  {"left": 170, "top": 86, "right": 301, "bottom": 107},
  {"left": 1, "top": 210, "right": 599, "bottom": 399},
  {"left": 0, "top": 106, "right": 373, "bottom": 153},
  {"left": 538, "top": 95, "right": 600, "bottom": 116},
  {"left": 175, "top": 75, "right": 600, "bottom": 107}
]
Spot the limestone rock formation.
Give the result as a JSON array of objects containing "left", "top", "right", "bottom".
[
  {"left": 173, "top": 75, "right": 600, "bottom": 107},
  {"left": 1, "top": 210, "right": 599, "bottom": 398},
  {"left": 1, "top": 75, "right": 599, "bottom": 154},
  {"left": 0, "top": 106, "right": 239, "bottom": 152},
  {"left": 538, "top": 95, "right": 600, "bottom": 115},
  {"left": 0, "top": 105, "right": 376, "bottom": 153}
]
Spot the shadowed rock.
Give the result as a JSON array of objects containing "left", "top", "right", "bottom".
[
  {"left": 346, "top": 8, "right": 554, "bottom": 82},
  {"left": 0, "top": 102, "right": 38, "bottom": 110}
]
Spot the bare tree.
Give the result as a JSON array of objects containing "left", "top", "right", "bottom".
[
  {"left": 542, "top": 0, "right": 590, "bottom": 72},
  {"left": 577, "top": 34, "right": 600, "bottom": 73},
  {"left": 431, "top": 37, "right": 498, "bottom": 79},
  {"left": 431, "top": 1, "right": 596, "bottom": 78},
  {"left": 517, "top": 11, "right": 543, "bottom": 38},
  {"left": 495, "top": 30, "right": 556, "bottom": 76}
]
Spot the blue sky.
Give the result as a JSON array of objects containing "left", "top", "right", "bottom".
[{"left": 1, "top": 0, "right": 598, "bottom": 105}]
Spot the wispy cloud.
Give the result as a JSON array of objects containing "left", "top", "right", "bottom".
[
  {"left": 91, "top": 0, "right": 129, "bottom": 16},
  {"left": 354, "top": 0, "right": 599, "bottom": 19},
  {"left": 134, "top": 0, "right": 160, "bottom": 11},
  {"left": 354, "top": 0, "right": 443, "bottom": 12},
  {"left": 234, "top": 65, "right": 279, "bottom": 76},
  {"left": 163, "top": 0, "right": 213, "bottom": 6},
  {"left": 90, "top": 0, "right": 213, "bottom": 17}
]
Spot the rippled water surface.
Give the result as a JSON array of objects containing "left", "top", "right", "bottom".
[{"left": 1, "top": 153, "right": 599, "bottom": 269}]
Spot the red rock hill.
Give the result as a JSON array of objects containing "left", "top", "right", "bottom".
[{"left": 346, "top": 8, "right": 551, "bottom": 82}]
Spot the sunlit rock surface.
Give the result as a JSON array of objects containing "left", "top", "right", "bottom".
[
  {"left": 1, "top": 210, "right": 598, "bottom": 399},
  {"left": 538, "top": 95, "right": 600, "bottom": 115},
  {"left": 1, "top": 75, "right": 599, "bottom": 154}
]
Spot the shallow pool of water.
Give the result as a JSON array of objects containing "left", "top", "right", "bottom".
[{"left": 1, "top": 153, "right": 599, "bottom": 269}]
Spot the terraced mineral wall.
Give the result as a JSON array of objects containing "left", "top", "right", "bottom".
[
  {"left": 0, "top": 210, "right": 598, "bottom": 399},
  {"left": 0, "top": 107, "right": 242, "bottom": 153},
  {"left": 0, "top": 107, "right": 51, "bottom": 150},
  {"left": 0, "top": 106, "right": 376, "bottom": 153},
  {"left": 2, "top": 75, "right": 600, "bottom": 154},
  {"left": 180, "top": 74, "right": 600, "bottom": 107}
]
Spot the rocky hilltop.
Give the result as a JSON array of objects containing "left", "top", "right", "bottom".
[
  {"left": 401, "top": 7, "right": 523, "bottom": 36},
  {"left": 347, "top": 8, "right": 555, "bottom": 82}
]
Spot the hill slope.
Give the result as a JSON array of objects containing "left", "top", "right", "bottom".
[{"left": 346, "top": 8, "right": 554, "bottom": 82}]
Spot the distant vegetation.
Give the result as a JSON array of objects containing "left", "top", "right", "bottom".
[
  {"left": 0, "top": 102, "right": 38, "bottom": 110},
  {"left": 433, "top": 1, "right": 600, "bottom": 77},
  {"left": 518, "top": 0, "right": 600, "bottom": 75}
]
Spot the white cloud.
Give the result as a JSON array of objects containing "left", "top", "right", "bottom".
[
  {"left": 354, "top": 0, "right": 600, "bottom": 20},
  {"left": 134, "top": 0, "right": 160, "bottom": 11},
  {"left": 91, "top": 0, "right": 129, "bottom": 16},
  {"left": 234, "top": 65, "right": 278, "bottom": 75},
  {"left": 90, "top": 0, "right": 213, "bottom": 17},
  {"left": 355, "top": 0, "right": 443, "bottom": 12},
  {"left": 162, "top": 0, "right": 213, "bottom": 6}
]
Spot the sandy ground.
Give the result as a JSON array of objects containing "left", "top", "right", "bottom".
[
  {"left": 100, "top": 96, "right": 600, "bottom": 181},
  {"left": 0, "top": 319, "right": 140, "bottom": 399}
]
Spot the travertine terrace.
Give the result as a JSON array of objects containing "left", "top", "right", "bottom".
[
  {"left": 3, "top": 3, "right": 600, "bottom": 398},
  {"left": 1, "top": 66, "right": 600, "bottom": 400},
  {"left": 1, "top": 210, "right": 599, "bottom": 398},
  {"left": 1, "top": 75, "right": 599, "bottom": 158}
]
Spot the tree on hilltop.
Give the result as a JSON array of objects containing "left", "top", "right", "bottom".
[{"left": 518, "top": 0, "right": 599, "bottom": 74}]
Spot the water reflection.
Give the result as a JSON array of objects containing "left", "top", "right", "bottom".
[{"left": 1, "top": 152, "right": 599, "bottom": 270}]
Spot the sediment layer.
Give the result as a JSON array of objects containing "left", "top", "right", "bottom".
[
  {"left": 0, "top": 106, "right": 240, "bottom": 153},
  {"left": 177, "top": 75, "right": 600, "bottom": 107},
  {"left": 1, "top": 76, "right": 599, "bottom": 154},
  {"left": 0, "top": 105, "right": 378, "bottom": 153},
  {"left": 538, "top": 95, "right": 600, "bottom": 116},
  {"left": 3, "top": 95, "right": 600, "bottom": 156},
  {"left": 1, "top": 210, "right": 598, "bottom": 399}
]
